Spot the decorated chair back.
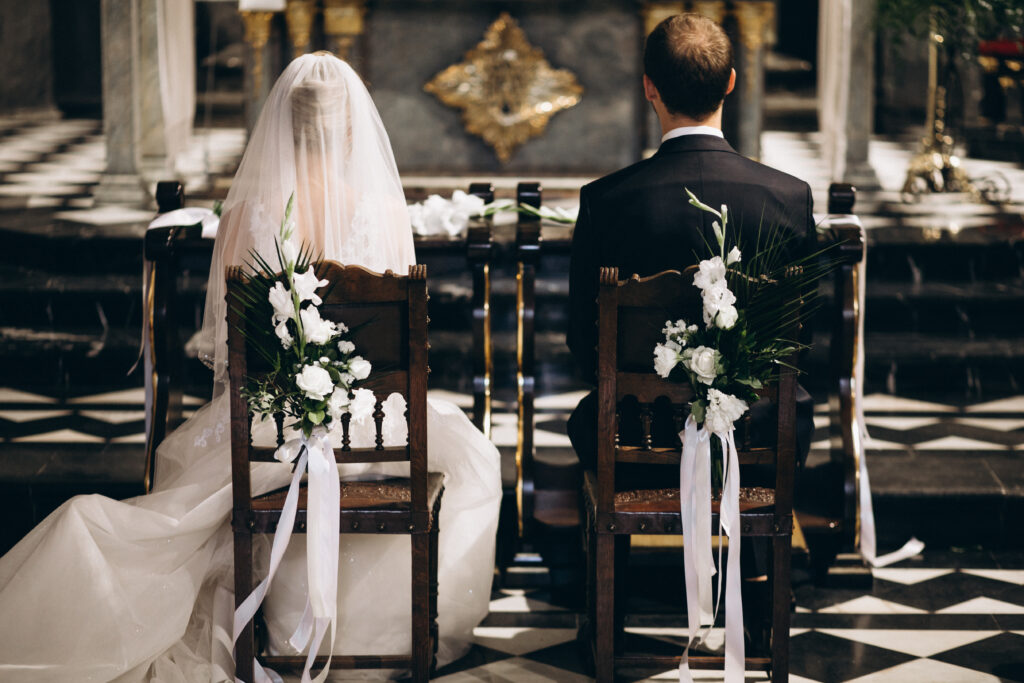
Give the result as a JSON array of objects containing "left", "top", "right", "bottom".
[
  {"left": 594, "top": 266, "right": 798, "bottom": 517},
  {"left": 226, "top": 262, "right": 430, "bottom": 513}
]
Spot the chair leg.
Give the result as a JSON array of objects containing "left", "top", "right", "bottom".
[
  {"left": 428, "top": 522, "right": 440, "bottom": 667},
  {"left": 770, "top": 534, "right": 792, "bottom": 682},
  {"left": 594, "top": 533, "right": 616, "bottom": 683},
  {"left": 411, "top": 532, "right": 430, "bottom": 683},
  {"left": 233, "top": 530, "right": 255, "bottom": 683},
  {"left": 613, "top": 534, "right": 630, "bottom": 654}
]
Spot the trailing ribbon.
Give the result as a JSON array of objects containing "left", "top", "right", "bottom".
[
  {"left": 849, "top": 232, "right": 923, "bottom": 567},
  {"left": 678, "top": 416, "right": 744, "bottom": 683},
  {"left": 232, "top": 426, "right": 340, "bottom": 683}
]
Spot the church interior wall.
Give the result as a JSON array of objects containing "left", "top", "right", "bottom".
[
  {"left": 0, "top": 0, "right": 55, "bottom": 114},
  {"left": 364, "top": 0, "right": 642, "bottom": 175}
]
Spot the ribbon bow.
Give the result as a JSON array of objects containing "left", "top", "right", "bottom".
[
  {"left": 678, "top": 416, "right": 744, "bottom": 682},
  {"left": 233, "top": 427, "right": 340, "bottom": 683}
]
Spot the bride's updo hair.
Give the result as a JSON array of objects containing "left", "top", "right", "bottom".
[{"left": 290, "top": 52, "right": 350, "bottom": 149}]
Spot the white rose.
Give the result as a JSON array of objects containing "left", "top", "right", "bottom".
[
  {"left": 348, "top": 356, "right": 372, "bottom": 381},
  {"left": 653, "top": 343, "right": 679, "bottom": 378},
  {"left": 693, "top": 256, "right": 727, "bottom": 291},
  {"left": 687, "top": 346, "right": 721, "bottom": 385},
  {"left": 293, "top": 268, "right": 329, "bottom": 305},
  {"left": 704, "top": 388, "right": 748, "bottom": 434},
  {"left": 281, "top": 238, "right": 299, "bottom": 269},
  {"left": 268, "top": 281, "right": 294, "bottom": 324},
  {"left": 337, "top": 340, "right": 355, "bottom": 355},
  {"left": 715, "top": 304, "right": 738, "bottom": 330},
  {"left": 726, "top": 246, "right": 742, "bottom": 266},
  {"left": 327, "top": 387, "right": 350, "bottom": 422},
  {"left": 299, "top": 306, "right": 337, "bottom": 345},
  {"left": 274, "top": 320, "right": 293, "bottom": 349},
  {"left": 295, "top": 364, "right": 334, "bottom": 401},
  {"left": 349, "top": 388, "right": 377, "bottom": 421}
]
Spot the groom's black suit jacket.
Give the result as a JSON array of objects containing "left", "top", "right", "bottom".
[{"left": 566, "top": 133, "right": 816, "bottom": 483}]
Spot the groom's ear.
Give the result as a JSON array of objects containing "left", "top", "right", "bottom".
[
  {"left": 642, "top": 74, "right": 660, "bottom": 104},
  {"left": 725, "top": 68, "right": 736, "bottom": 97}
]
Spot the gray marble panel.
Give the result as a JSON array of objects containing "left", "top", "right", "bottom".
[
  {"left": 366, "top": 1, "right": 642, "bottom": 175},
  {"left": 0, "top": 0, "right": 54, "bottom": 112}
]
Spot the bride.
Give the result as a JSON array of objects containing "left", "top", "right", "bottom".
[{"left": 0, "top": 52, "right": 501, "bottom": 681}]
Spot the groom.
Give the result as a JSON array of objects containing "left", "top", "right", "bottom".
[{"left": 566, "top": 12, "right": 815, "bottom": 650}]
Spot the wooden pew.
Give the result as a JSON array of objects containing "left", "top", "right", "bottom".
[
  {"left": 514, "top": 182, "right": 542, "bottom": 539},
  {"left": 467, "top": 183, "right": 495, "bottom": 438}
]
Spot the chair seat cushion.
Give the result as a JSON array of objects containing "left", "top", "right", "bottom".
[
  {"left": 251, "top": 472, "right": 445, "bottom": 513},
  {"left": 583, "top": 469, "right": 774, "bottom": 514}
]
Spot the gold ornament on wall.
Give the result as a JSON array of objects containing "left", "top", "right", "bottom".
[{"left": 424, "top": 13, "right": 583, "bottom": 163}]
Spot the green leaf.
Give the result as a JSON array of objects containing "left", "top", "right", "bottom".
[
  {"left": 309, "top": 409, "right": 325, "bottom": 425},
  {"left": 690, "top": 400, "right": 706, "bottom": 425}
]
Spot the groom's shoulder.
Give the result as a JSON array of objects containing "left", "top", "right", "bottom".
[{"left": 581, "top": 156, "right": 659, "bottom": 199}]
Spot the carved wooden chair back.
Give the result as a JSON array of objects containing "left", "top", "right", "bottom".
[
  {"left": 227, "top": 262, "right": 430, "bottom": 514},
  {"left": 594, "top": 266, "right": 797, "bottom": 516},
  {"left": 226, "top": 262, "right": 438, "bottom": 682},
  {"left": 586, "top": 266, "right": 799, "bottom": 682}
]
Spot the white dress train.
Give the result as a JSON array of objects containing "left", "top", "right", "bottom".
[{"left": 0, "top": 392, "right": 501, "bottom": 681}]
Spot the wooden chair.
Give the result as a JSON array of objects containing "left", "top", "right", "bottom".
[
  {"left": 582, "top": 267, "right": 798, "bottom": 682},
  {"left": 226, "top": 262, "right": 443, "bottom": 683}
]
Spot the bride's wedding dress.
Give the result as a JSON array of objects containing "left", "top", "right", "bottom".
[{"left": 0, "top": 53, "right": 501, "bottom": 682}]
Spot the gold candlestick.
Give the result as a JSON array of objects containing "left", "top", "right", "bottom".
[
  {"left": 323, "top": 0, "right": 366, "bottom": 60},
  {"left": 285, "top": 0, "right": 316, "bottom": 59},
  {"left": 241, "top": 11, "right": 274, "bottom": 97}
]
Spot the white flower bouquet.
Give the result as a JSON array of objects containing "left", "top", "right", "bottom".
[
  {"left": 658, "top": 190, "right": 834, "bottom": 681},
  {"left": 229, "top": 193, "right": 375, "bottom": 443},
  {"left": 654, "top": 189, "right": 831, "bottom": 482}
]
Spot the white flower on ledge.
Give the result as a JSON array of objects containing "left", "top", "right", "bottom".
[{"left": 409, "top": 190, "right": 486, "bottom": 237}]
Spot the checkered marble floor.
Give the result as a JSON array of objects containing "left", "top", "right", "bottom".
[
  {"left": 0, "top": 115, "right": 246, "bottom": 209},
  {"left": 430, "top": 550, "right": 1024, "bottom": 682},
  {"left": 1, "top": 386, "right": 1022, "bottom": 680}
]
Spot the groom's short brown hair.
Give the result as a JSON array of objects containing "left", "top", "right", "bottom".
[{"left": 644, "top": 14, "right": 733, "bottom": 120}]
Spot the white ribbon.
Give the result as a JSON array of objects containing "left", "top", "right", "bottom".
[
  {"left": 849, "top": 235, "right": 923, "bottom": 567},
  {"left": 233, "top": 427, "right": 340, "bottom": 683},
  {"left": 678, "top": 416, "right": 744, "bottom": 682}
]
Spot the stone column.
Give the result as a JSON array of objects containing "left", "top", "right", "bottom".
[
  {"left": 818, "top": 0, "right": 880, "bottom": 188},
  {"left": 731, "top": 0, "right": 773, "bottom": 161},
  {"left": 94, "top": 0, "right": 150, "bottom": 206},
  {"left": 323, "top": 0, "right": 368, "bottom": 75},
  {"left": 139, "top": 0, "right": 169, "bottom": 177},
  {"left": 241, "top": 10, "right": 280, "bottom": 132}
]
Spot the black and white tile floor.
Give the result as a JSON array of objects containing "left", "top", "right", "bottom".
[
  {"left": 2, "top": 385, "right": 1022, "bottom": 680},
  {"left": 434, "top": 553, "right": 1024, "bottom": 682},
  {"left": 0, "top": 115, "right": 245, "bottom": 210}
]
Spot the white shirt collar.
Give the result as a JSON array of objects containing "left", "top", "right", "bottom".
[{"left": 661, "top": 126, "right": 724, "bottom": 143}]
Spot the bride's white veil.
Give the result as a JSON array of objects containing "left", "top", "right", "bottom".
[{"left": 199, "top": 52, "right": 416, "bottom": 392}]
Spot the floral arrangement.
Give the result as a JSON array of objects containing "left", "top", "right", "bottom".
[
  {"left": 660, "top": 189, "right": 832, "bottom": 682},
  {"left": 229, "top": 193, "right": 376, "bottom": 445},
  {"left": 654, "top": 189, "right": 825, "bottom": 442},
  {"left": 407, "top": 190, "right": 577, "bottom": 237}
]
